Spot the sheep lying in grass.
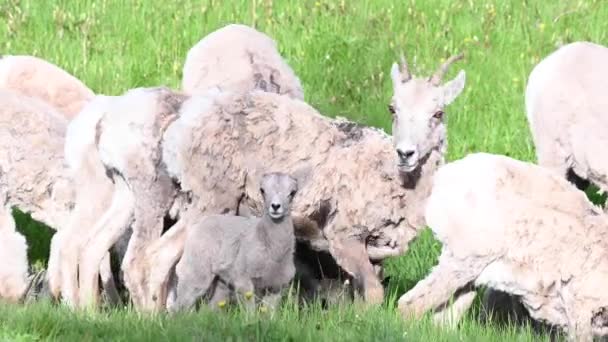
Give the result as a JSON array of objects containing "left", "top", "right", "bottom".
[
  {"left": 181, "top": 23, "right": 304, "bottom": 99},
  {"left": 170, "top": 172, "right": 301, "bottom": 312},
  {"left": 398, "top": 152, "right": 608, "bottom": 341},
  {"left": 0, "top": 55, "right": 95, "bottom": 119},
  {"left": 525, "top": 41, "right": 608, "bottom": 192}
]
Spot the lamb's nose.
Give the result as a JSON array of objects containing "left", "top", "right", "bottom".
[{"left": 271, "top": 203, "right": 281, "bottom": 211}]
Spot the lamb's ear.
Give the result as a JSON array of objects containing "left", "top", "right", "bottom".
[
  {"left": 243, "top": 158, "right": 263, "bottom": 187},
  {"left": 442, "top": 70, "right": 466, "bottom": 105},
  {"left": 291, "top": 164, "right": 313, "bottom": 190}
]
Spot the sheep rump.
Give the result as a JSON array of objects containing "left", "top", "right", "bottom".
[
  {"left": 525, "top": 41, "right": 608, "bottom": 192},
  {"left": 0, "top": 55, "right": 95, "bottom": 119},
  {"left": 181, "top": 24, "right": 304, "bottom": 100},
  {"left": 398, "top": 152, "right": 608, "bottom": 341}
]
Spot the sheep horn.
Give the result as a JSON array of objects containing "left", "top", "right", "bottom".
[
  {"left": 398, "top": 52, "right": 411, "bottom": 82},
  {"left": 429, "top": 53, "right": 464, "bottom": 86}
]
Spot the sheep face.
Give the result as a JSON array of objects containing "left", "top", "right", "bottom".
[
  {"left": 259, "top": 172, "right": 298, "bottom": 221},
  {"left": 389, "top": 54, "right": 465, "bottom": 173}
]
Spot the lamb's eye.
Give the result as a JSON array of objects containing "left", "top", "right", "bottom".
[
  {"left": 388, "top": 104, "right": 396, "bottom": 114},
  {"left": 289, "top": 190, "right": 296, "bottom": 198},
  {"left": 433, "top": 110, "right": 444, "bottom": 120},
  {"left": 260, "top": 188, "right": 265, "bottom": 195}
]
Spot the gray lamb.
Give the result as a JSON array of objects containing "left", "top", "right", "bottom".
[{"left": 170, "top": 172, "right": 300, "bottom": 312}]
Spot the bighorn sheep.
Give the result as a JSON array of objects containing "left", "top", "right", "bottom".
[
  {"left": 170, "top": 172, "right": 301, "bottom": 312},
  {"left": 0, "top": 90, "right": 72, "bottom": 301},
  {"left": 0, "top": 55, "right": 95, "bottom": 119},
  {"left": 181, "top": 24, "right": 304, "bottom": 100},
  {"left": 69, "top": 51, "right": 465, "bottom": 311},
  {"left": 525, "top": 41, "right": 608, "bottom": 192},
  {"left": 398, "top": 152, "right": 608, "bottom": 341}
]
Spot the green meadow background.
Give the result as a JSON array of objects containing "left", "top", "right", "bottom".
[{"left": 1, "top": 0, "right": 607, "bottom": 340}]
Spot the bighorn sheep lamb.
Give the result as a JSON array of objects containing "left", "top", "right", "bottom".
[
  {"left": 70, "top": 52, "right": 465, "bottom": 311},
  {"left": 525, "top": 41, "right": 608, "bottom": 192},
  {"left": 170, "top": 172, "right": 301, "bottom": 312},
  {"left": 0, "top": 55, "right": 95, "bottom": 119},
  {"left": 181, "top": 24, "right": 304, "bottom": 100},
  {"left": 398, "top": 152, "right": 608, "bottom": 341}
]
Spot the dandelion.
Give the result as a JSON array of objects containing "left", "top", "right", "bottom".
[
  {"left": 217, "top": 300, "right": 227, "bottom": 308},
  {"left": 245, "top": 291, "right": 254, "bottom": 300},
  {"left": 538, "top": 22, "right": 546, "bottom": 32},
  {"left": 259, "top": 305, "right": 268, "bottom": 313}
]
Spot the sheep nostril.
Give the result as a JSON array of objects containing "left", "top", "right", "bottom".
[{"left": 271, "top": 203, "right": 281, "bottom": 211}]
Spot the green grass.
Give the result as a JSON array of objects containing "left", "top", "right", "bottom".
[{"left": 2, "top": 0, "right": 607, "bottom": 340}]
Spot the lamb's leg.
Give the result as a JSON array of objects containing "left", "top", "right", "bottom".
[
  {"left": 171, "top": 261, "right": 214, "bottom": 313},
  {"left": 99, "top": 253, "right": 121, "bottom": 307},
  {"left": 58, "top": 230, "right": 82, "bottom": 307},
  {"left": 208, "top": 280, "right": 232, "bottom": 310},
  {"left": 397, "top": 252, "right": 484, "bottom": 320},
  {"left": 0, "top": 205, "right": 29, "bottom": 302},
  {"left": 260, "top": 288, "right": 283, "bottom": 313},
  {"left": 233, "top": 279, "right": 256, "bottom": 313},
  {"left": 329, "top": 235, "right": 384, "bottom": 304},
  {"left": 78, "top": 178, "right": 134, "bottom": 309}
]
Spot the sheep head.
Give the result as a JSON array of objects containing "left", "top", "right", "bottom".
[{"left": 389, "top": 52, "right": 466, "bottom": 174}]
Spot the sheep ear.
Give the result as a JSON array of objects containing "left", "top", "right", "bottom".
[
  {"left": 442, "top": 70, "right": 466, "bottom": 105},
  {"left": 291, "top": 164, "right": 313, "bottom": 189},
  {"left": 390, "top": 62, "right": 402, "bottom": 88}
]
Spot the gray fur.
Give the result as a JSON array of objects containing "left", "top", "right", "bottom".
[{"left": 170, "top": 172, "right": 298, "bottom": 312}]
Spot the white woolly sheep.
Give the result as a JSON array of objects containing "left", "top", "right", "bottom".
[
  {"left": 62, "top": 51, "right": 466, "bottom": 311},
  {"left": 181, "top": 23, "right": 304, "bottom": 99},
  {"left": 0, "top": 89, "right": 71, "bottom": 302},
  {"left": 170, "top": 172, "right": 301, "bottom": 313},
  {"left": 398, "top": 152, "right": 608, "bottom": 341},
  {"left": 0, "top": 55, "right": 95, "bottom": 119},
  {"left": 525, "top": 41, "right": 608, "bottom": 192}
]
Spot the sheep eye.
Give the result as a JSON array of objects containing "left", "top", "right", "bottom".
[
  {"left": 289, "top": 190, "right": 296, "bottom": 198},
  {"left": 260, "top": 188, "right": 265, "bottom": 195},
  {"left": 388, "top": 104, "right": 396, "bottom": 115},
  {"left": 433, "top": 110, "right": 444, "bottom": 120}
]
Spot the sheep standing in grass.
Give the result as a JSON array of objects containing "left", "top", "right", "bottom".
[
  {"left": 70, "top": 50, "right": 466, "bottom": 311},
  {"left": 181, "top": 24, "right": 304, "bottom": 100},
  {"left": 398, "top": 152, "right": 608, "bottom": 341},
  {"left": 525, "top": 41, "right": 608, "bottom": 192},
  {"left": 0, "top": 90, "right": 72, "bottom": 302},
  {"left": 0, "top": 55, "right": 95, "bottom": 119},
  {"left": 170, "top": 172, "right": 300, "bottom": 312}
]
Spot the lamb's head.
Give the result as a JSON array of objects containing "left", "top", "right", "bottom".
[
  {"left": 260, "top": 172, "right": 299, "bottom": 221},
  {"left": 389, "top": 53, "right": 466, "bottom": 173}
]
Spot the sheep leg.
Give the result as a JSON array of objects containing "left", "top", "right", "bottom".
[
  {"left": 208, "top": 280, "right": 232, "bottom": 310},
  {"left": 329, "top": 235, "right": 384, "bottom": 304},
  {"left": 78, "top": 177, "right": 134, "bottom": 309},
  {"left": 234, "top": 279, "right": 256, "bottom": 313},
  {"left": 145, "top": 217, "right": 188, "bottom": 311},
  {"left": 171, "top": 263, "right": 215, "bottom": 313},
  {"left": 432, "top": 290, "right": 478, "bottom": 328},
  {"left": 260, "top": 288, "right": 283, "bottom": 312},
  {"left": 58, "top": 230, "right": 82, "bottom": 307},
  {"left": 99, "top": 253, "right": 121, "bottom": 307},
  {"left": 121, "top": 176, "right": 176, "bottom": 311},
  {"left": 397, "top": 252, "right": 483, "bottom": 320},
  {"left": 47, "top": 231, "right": 63, "bottom": 300},
  {"left": 0, "top": 205, "right": 29, "bottom": 302}
]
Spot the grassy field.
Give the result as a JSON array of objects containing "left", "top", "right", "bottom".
[{"left": 1, "top": 0, "right": 607, "bottom": 340}]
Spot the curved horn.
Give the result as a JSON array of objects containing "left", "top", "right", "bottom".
[
  {"left": 399, "top": 52, "right": 411, "bottom": 82},
  {"left": 429, "top": 53, "right": 464, "bottom": 86}
]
